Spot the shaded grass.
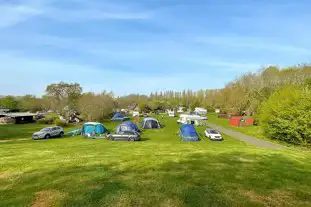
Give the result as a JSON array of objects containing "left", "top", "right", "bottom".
[{"left": 1, "top": 116, "right": 311, "bottom": 206}]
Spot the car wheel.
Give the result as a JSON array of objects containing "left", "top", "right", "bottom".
[
  {"left": 45, "top": 134, "right": 50, "bottom": 139},
  {"left": 59, "top": 132, "right": 64, "bottom": 138},
  {"left": 129, "top": 137, "right": 135, "bottom": 142}
]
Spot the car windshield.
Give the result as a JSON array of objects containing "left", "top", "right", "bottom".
[
  {"left": 209, "top": 130, "right": 219, "bottom": 134},
  {"left": 40, "top": 128, "right": 51, "bottom": 132}
]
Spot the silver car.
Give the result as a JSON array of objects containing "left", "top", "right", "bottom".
[
  {"left": 107, "top": 131, "right": 140, "bottom": 141},
  {"left": 32, "top": 126, "right": 64, "bottom": 140}
]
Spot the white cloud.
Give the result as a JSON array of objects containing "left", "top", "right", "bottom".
[
  {"left": 0, "top": 0, "right": 153, "bottom": 29},
  {"left": 0, "top": 3, "right": 44, "bottom": 28},
  {"left": 182, "top": 58, "right": 261, "bottom": 72},
  {"left": 196, "top": 36, "right": 311, "bottom": 55},
  {"left": 44, "top": 8, "right": 153, "bottom": 22}
]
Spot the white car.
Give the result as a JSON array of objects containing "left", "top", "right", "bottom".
[
  {"left": 204, "top": 129, "right": 223, "bottom": 141},
  {"left": 32, "top": 126, "right": 64, "bottom": 140}
]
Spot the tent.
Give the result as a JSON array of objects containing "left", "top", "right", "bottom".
[
  {"left": 111, "top": 112, "right": 129, "bottom": 121},
  {"left": 141, "top": 117, "right": 161, "bottom": 129},
  {"left": 180, "top": 124, "right": 199, "bottom": 141},
  {"left": 116, "top": 121, "right": 139, "bottom": 133},
  {"left": 82, "top": 122, "right": 106, "bottom": 138}
]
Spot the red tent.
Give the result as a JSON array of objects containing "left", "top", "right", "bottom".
[{"left": 229, "top": 116, "right": 243, "bottom": 126}]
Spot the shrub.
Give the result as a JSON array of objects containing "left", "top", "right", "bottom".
[
  {"left": 37, "top": 118, "right": 54, "bottom": 125},
  {"left": 259, "top": 85, "right": 311, "bottom": 144},
  {"left": 54, "top": 119, "right": 68, "bottom": 127}
]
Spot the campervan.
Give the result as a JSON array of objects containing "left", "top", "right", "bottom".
[
  {"left": 177, "top": 114, "right": 207, "bottom": 125},
  {"left": 177, "top": 107, "right": 184, "bottom": 113},
  {"left": 167, "top": 110, "right": 175, "bottom": 117},
  {"left": 194, "top": 107, "right": 207, "bottom": 115}
]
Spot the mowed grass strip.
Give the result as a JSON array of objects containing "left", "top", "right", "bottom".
[{"left": 1, "top": 116, "right": 311, "bottom": 206}]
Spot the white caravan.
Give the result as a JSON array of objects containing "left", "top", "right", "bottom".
[
  {"left": 194, "top": 107, "right": 207, "bottom": 115},
  {"left": 177, "top": 107, "right": 184, "bottom": 113},
  {"left": 177, "top": 114, "right": 207, "bottom": 125},
  {"left": 167, "top": 109, "right": 175, "bottom": 117}
]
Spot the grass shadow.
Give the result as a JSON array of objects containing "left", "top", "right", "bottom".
[{"left": 2, "top": 151, "right": 311, "bottom": 206}]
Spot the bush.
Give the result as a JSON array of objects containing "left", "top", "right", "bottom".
[
  {"left": 54, "top": 119, "right": 68, "bottom": 127},
  {"left": 259, "top": 85, "right": 311, "bottom": 144},
  {"left": 37, "top": 118, "right": 54, "bottom": 125}
]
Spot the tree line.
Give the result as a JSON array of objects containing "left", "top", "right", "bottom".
[{"left": 1, "top": 64, "right": 311, "bottom": 144}]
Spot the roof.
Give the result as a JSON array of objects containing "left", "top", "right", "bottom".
[
  {"left": 143, "top": 117, "right": 158, "bottom": 122},
  {"left": 128, "top": 103, "right": 138, "bottom": 110},
  {"left": 117, "top": 121, "right": 139, "bottom": 131},
  {"left": 2, "top": 113, "right": 36, "bottom": 117},
  {"left": 84, "top": 122, "right": 103, "bottom": 125}
]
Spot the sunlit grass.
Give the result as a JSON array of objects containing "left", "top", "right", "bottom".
[{"left": 1, "top": 116, "right": 311, "bottom": 206}]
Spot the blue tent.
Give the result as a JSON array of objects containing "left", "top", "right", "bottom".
[
  {"left": 111, "top": 112, "right": 129, "bottom": 121},
  {"left": 123, "top": 121, "right": 139, "bottom": 132},
  {"left": 82, "top": 122, "right": 106, "bottom": 137},
  {"left": 180, "top": 124, "right": 199, "bottom": 141},
  {"left": 116, "top": 121, "right": 139, "bottom": 133}
]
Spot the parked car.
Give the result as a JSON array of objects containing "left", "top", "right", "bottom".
[
  {"left": 107, "top": 131, "right": 140, "bottom": 141},
  {"left": 204, "top": 129, "right": 223, "bottom": 141},
  {"left": 32, "top": 126, "right": 64, "bottom": 140}
]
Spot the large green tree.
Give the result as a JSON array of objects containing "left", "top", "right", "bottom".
[{"left": 45, "top": 82, "right": 82, "bottom": 112}]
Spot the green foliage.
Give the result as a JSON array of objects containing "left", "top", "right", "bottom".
[
  {"left": 45, "top": 82, "right": 82, "bottom": 113},
  {"left": 259, "top": 85, "right": 311, "bottom": 144},
  {"left": 0, "top": 96, "right": 19, "bottom": 110},
  {"left": 19, "top": 95, "right": 44, "bottom": 112},
  {"left": 54, "top": 119, "right": 68, "bottom": 127},
  {"left": 37, "top": 118, "right": 54, "bottom": 125},
  {"left": 77, "top": 92, "right": 115, "bottom": 121}
]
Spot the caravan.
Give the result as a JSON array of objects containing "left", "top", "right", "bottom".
[
  {"left": 177, "top": 114, "right": 207, "bottom": 126},
  {"left": 194, "top": 107, "right": 207, "bottom": 115},
  {"left": 166, "top": 109, "right": 175, "bottom": 117}
]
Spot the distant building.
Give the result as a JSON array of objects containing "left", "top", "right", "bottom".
[
  {"left": 128, "top": 103, "right": 140, "bottom": 114},
  {"left": 0, "top": 112, "right": 36, "bottom": 124},
  {"left": 0, "top": 108, "right": 10, "bottom": 113}
]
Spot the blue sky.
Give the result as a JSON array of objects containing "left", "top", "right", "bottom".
[{"left": 1, "top": 0, "right": 311, "bottom": 96}]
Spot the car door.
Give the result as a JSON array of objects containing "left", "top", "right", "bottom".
[
  {"left": 122, "top": 131, "right": 134, "bottom": 140},
  {"left": 51, "top": 127, "right": 58, "bottom": 137},
  {"left": 114, "top": 131, "right": 126, "bottom": 141},
  {"left": 205, "top": 130, "right": 210, "bottom": 137}
]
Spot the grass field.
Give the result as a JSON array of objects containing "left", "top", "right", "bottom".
[
  {"left": 1, "top": 116, "right": 311, "bottom": 206},
  {"left": 207, "top": 114, "right": 271, "bottom": 140}
]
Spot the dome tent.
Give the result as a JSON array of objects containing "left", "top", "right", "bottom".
[
  {"left": 116, "top": 121, "right": 139, "bottom": 133},
  {"left": 141, "top": 117, "right": 161, "bottom": 129},
  {"left": 111, "top": 112, "right": 129, "bottom": 122},
  {"left": 82, "top": 122, "right": 106, "bottom": 138},
  {"left": 180, "top": 124, "right": 199, "bottom": 141}
]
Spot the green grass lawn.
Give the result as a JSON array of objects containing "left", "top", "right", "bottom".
[{"left": 1, "top": 116, "right": 311, "bottom": 206}]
